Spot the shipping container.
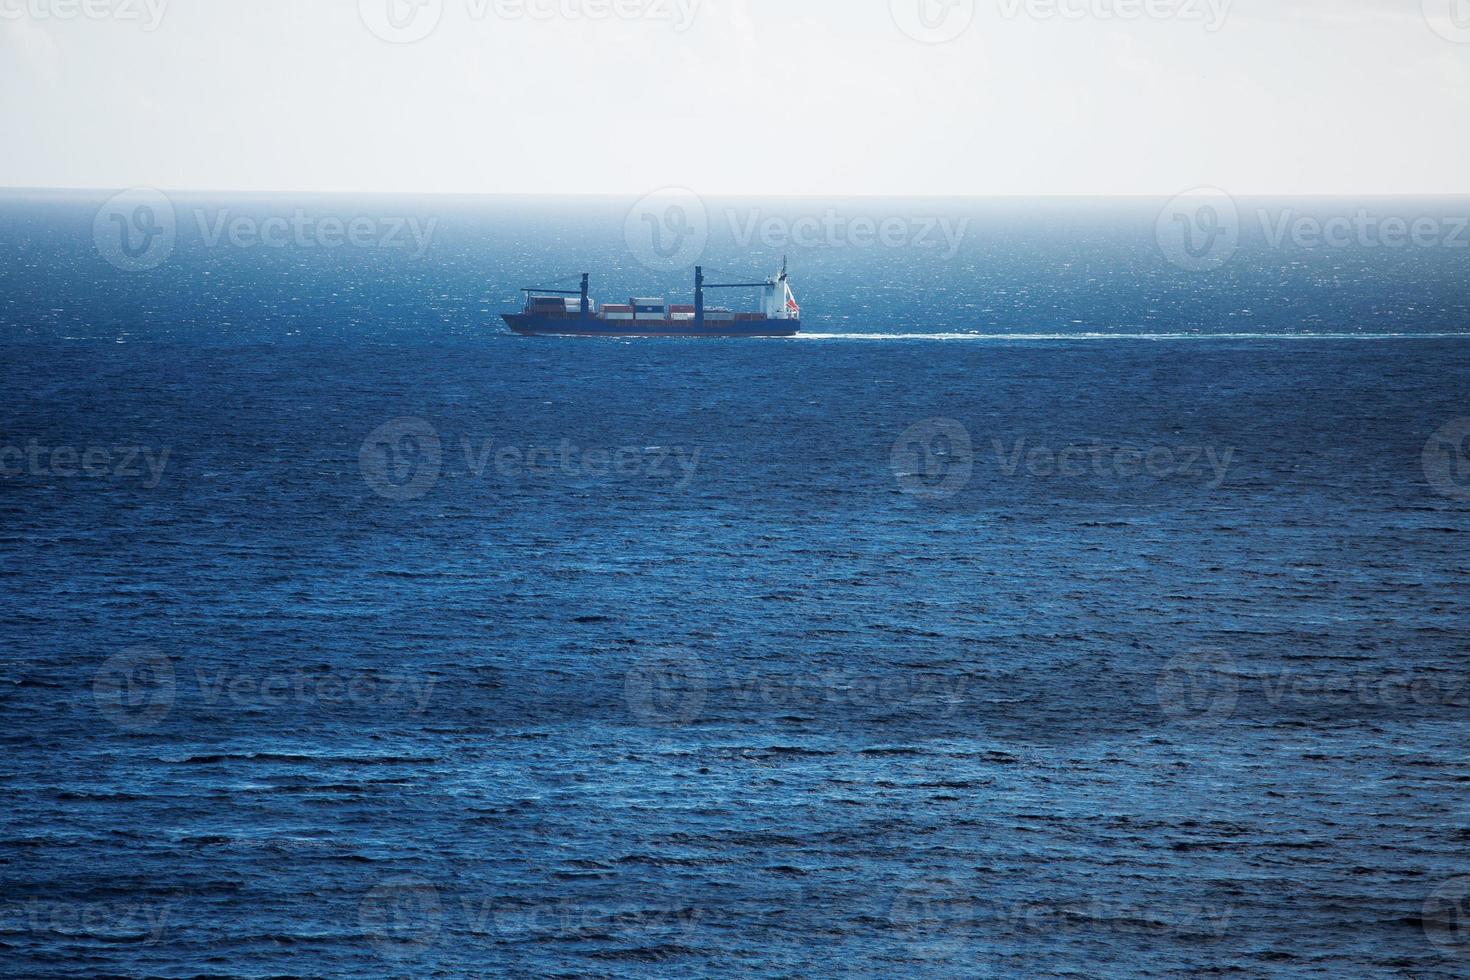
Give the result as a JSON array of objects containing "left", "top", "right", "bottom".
[{"left": 505, "top": 262, "right": 800, "bottom": 337}]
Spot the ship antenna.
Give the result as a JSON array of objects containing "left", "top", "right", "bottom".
[{"left": 781, "top": 254, "right": 788, "bottom": 281}]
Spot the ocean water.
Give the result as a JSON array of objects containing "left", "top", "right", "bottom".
[{"left": 3, "top": 193, "right": 1470, "bottom": 977}]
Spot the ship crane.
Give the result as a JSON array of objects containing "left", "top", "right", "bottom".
[
  {"left": 696, "top": 257, "right": 798, "bottom": 328},
  {"left": 520, "top": 273, "right": 591, "bottom": 317}
]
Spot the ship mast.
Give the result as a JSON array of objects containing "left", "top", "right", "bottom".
[
  {"left": 520, "top": 273, "right": 590, "bottom": 317},
  {"left": 696, "top": 262, "right": 787, "bottom": 327}
]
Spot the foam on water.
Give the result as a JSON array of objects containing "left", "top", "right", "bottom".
[{"left": 800, "top": 331, "right": 1470, "bottom": 341}]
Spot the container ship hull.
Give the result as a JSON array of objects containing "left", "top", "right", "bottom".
[
  {"left": 503, "top": 313, "right": 800, "bottom": 338},
  {"left": 502, "top": 263, "right": 802, "bottom": 339}
]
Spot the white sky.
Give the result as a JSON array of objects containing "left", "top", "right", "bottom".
[{"left": 2, "top": 0, "right": 1468, "bottom": 195}]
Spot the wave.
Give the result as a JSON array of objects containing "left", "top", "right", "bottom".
[{"left": 797, "top": 332, "right": 1470, "bottom": 341}]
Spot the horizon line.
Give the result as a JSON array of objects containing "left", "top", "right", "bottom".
[{"left": 5, "top": 186, "right": 1470, "bottom": 201}]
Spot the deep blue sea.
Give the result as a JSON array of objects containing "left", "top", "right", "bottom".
[{"left": 3, "top": 193, "right": 1470, "bottom": 977}]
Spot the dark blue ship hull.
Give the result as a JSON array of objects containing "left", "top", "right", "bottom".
[{"left": 503, "top": 313, "right": 800, "bottom": 338}]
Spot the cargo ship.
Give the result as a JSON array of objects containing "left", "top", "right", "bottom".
[{"left": 503, "top": 261, "right": 800, "bottom": 337}]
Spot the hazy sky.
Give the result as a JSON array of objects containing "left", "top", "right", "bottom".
[{"left": 3, "top": 0, "right": 1468, "bottom": 195}]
